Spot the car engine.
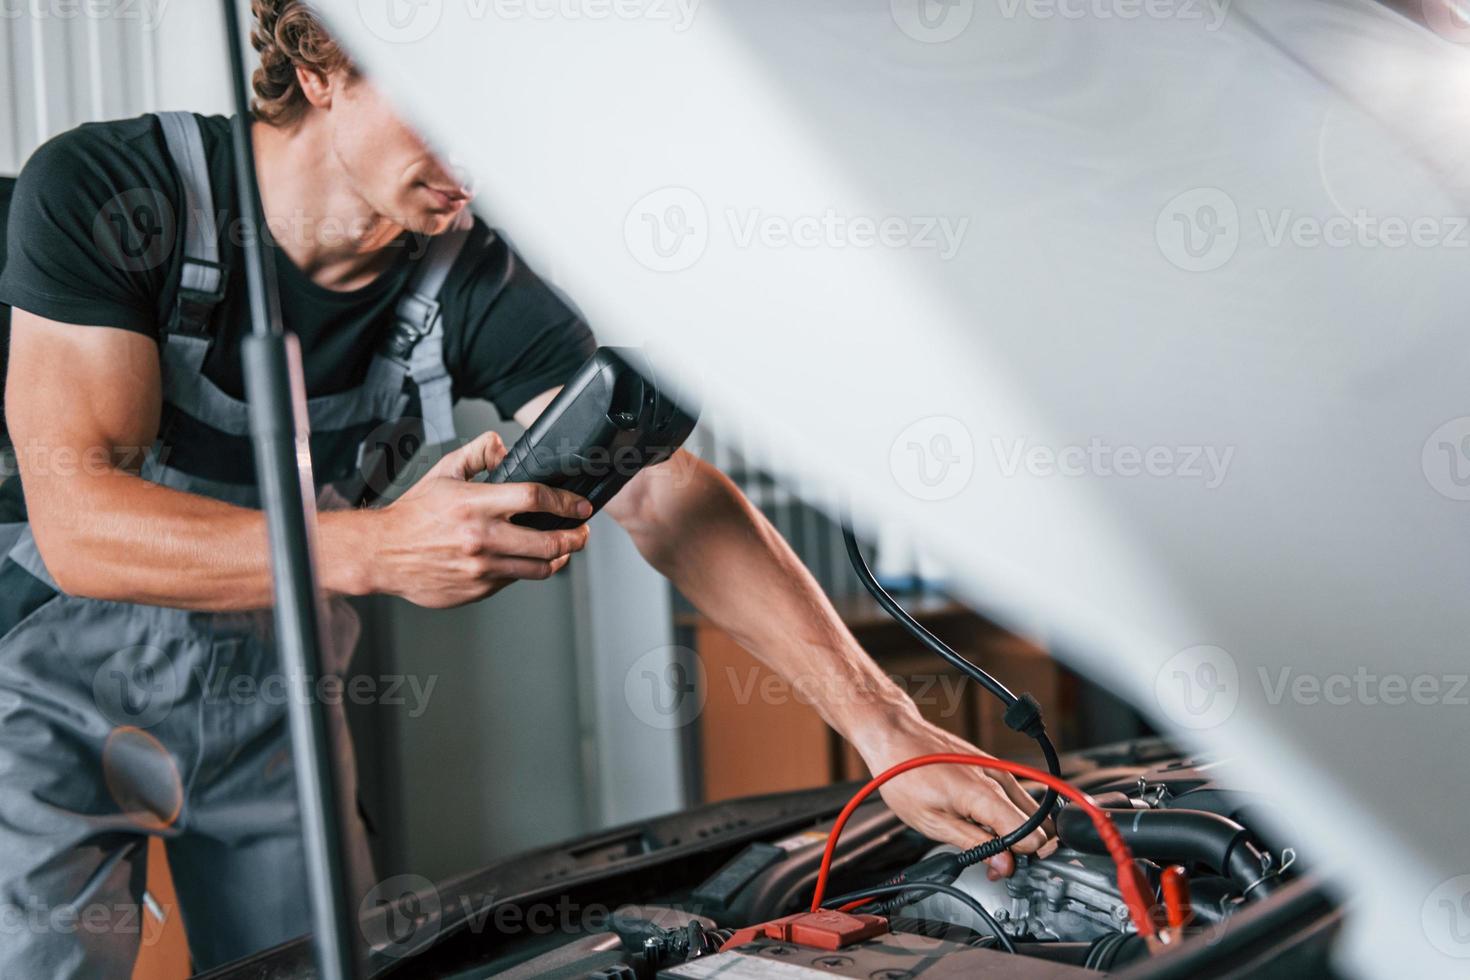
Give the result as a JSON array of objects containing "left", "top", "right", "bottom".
[{"left": 464, "top": 738, "right": 1321, "bottom": 980}]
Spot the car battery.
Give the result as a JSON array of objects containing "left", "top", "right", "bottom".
[{"left": 658, "top": 930, "right": 1097, "bottom": 979}]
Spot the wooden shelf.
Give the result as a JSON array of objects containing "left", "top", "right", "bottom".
[{"left": 688, "top": 599, "right": 1074, "bottom": 804}]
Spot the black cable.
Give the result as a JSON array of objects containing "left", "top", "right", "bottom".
[
  {"left": 824, "top": 882, "right": 1017, "bottom": 954},
  {"left": 841, "top": 523, "right": 1060, "bottom": 866}
]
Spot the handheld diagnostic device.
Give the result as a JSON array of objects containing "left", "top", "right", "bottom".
[{"left": 485, "top": 347, "right": 699, "bottom": 529}]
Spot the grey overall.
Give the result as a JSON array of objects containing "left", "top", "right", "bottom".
[{"left": 0, "top": 112, "right": 467, "bottom": 977}]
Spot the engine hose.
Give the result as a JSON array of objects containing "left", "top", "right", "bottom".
[
  {"left": 1086, "top": 931, "right": 1150, "bottom": 970},
  {"left": 1055, "top": 806, "right": 1280, "bottom": 898}
]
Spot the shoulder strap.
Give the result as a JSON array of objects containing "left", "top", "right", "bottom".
[
  {"left": 386, "top": 213, "right": 475, "bottom": 444},
  {"left": 156, "top": 111, "right": 225, "bottom": 338}
]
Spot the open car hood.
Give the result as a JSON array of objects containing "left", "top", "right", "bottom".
[{"left": 315, "top": 0, "right": 1470, "bottom": 974}]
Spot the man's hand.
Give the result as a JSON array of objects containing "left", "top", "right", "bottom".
[
  {"left": 850, "top": 710, "right": 1057, "bottom": 878},
  {"left": 358, "top": 431, "right": 592, "bottom": 608},
  {"left": 570, "top": 437, "right": 1058, "bottom": 875}
]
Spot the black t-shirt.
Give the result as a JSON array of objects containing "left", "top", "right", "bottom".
[{"left": 0, "top": 113, "right": 594, "bottom": 418}]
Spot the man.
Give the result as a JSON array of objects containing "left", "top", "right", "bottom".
[{"left": 0, "top": 1, "right": 1050, "bottom": 973}]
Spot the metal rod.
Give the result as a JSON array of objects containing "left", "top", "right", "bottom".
[{"left": 220, "top": 2, "right": 359, "bottom": 978}]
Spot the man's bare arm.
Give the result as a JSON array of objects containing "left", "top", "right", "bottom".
[
  {"left": 514, "top": 387, "right": 1051, "bottom": 865},
  {"left": 6, "top": 311, "right": 590, "bottom": 610}
]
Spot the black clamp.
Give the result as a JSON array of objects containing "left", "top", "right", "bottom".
[
  {"left": 167, "top": 258, "right": 228, "bottom": 337},
  {"left": 385, "top": 293, "right": 442, "bottom": 359},
  {"left": 1003, "top": 693, "right": 1048, "bottom": 740}
]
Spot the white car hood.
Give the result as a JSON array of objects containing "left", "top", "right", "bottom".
[{"left": 318, "top": 0, "right": 1470, "bottom": 974}]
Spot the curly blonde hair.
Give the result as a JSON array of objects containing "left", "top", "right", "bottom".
[{"left": 249, "top": 0, "right": 355, "bottom": 126}]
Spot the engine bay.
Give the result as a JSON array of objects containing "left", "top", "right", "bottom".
[{"left": 440, "top": 738, "right": 1331, "bottom": 980}]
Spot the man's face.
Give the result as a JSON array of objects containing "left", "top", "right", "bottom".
[{"left": 325, "top": 74, "right": 472, "bottom": 235}]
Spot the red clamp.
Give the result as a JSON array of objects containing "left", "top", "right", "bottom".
[
  {"left": 719, "top": 910, "right": 889, "bottom": 953},
  {"left": 1161, "top": 865, "right": 1192, "bottom": 931}
]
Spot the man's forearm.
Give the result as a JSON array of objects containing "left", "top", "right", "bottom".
[
  {"left": 614, "top": 456, "right": 919, "bottom": 741},
  {"left": 612, "top": 455, "right": 1055, "bottom": 859},
  {"left": 24, "top": 468, "right": 374, "bottom": 609}
]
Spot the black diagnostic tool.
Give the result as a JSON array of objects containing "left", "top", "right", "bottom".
[{"left": 486, "top": 347, "right": 699, "bottom": 529}]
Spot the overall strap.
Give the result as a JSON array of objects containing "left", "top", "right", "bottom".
[
  {"left": 385, "top": 213, "right": 473, "bottom": 445},
  {"left": 156, "top": 111, "right": 226, "bottom": 343}
]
